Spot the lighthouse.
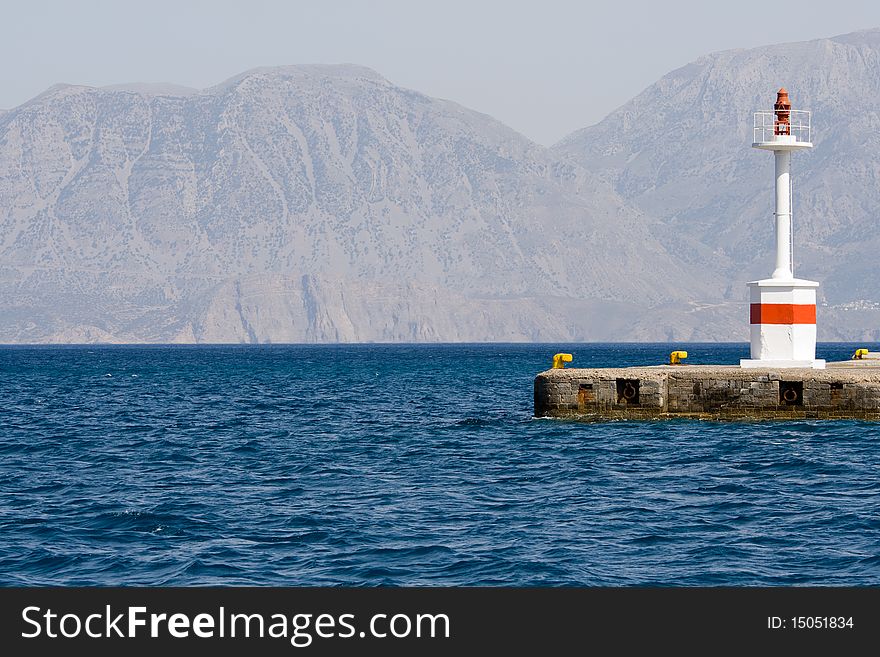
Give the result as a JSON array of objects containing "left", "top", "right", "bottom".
[
  {"left": 533, "top": 91, "right": 880, "bottom": 419},
  {"left": 740, "top": 88, "right": 825, "bottom": 369}
]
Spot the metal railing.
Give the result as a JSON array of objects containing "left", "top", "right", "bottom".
[{"left": 753, "top": 109, "right": 811, "bottom": 143}]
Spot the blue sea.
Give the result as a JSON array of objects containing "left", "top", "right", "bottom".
[{"left": 1, "top": 343, "right": 879, "bottom": 586}]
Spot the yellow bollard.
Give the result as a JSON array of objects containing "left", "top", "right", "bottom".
[
  {"left": 552, "top": 353, "right": 573, "bottom": 369},
  {"left": 853, "top": 348, "right": 869, "bottom": 360},
  {"left": 670, "top": 350, "right": 688, "bottom": 365}
]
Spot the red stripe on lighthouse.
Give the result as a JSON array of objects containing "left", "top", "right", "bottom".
[{"left": 750, "top": 303, "right": 816, "bottom": 324}]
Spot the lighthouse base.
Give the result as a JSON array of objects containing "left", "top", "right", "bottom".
[{"left": 744, "top": 278, "right": 820, "bottom": 368}]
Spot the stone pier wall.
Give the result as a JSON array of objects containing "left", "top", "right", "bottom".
[{"left": 534, "top": 365, "right": 880, "bottom": 420}]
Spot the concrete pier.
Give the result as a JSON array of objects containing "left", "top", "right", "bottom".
[{"left": 534, "top": 360, "right": 880, "bottom": 420}]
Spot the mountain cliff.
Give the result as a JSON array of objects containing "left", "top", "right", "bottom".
[
  {"left": 2, "top": 29, "right": 879, "bottom": 343},
  {"left": 0, "top": 64, "right": 711, "bottom": 342}
]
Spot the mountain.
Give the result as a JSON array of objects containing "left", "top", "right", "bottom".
[
  {"left": 3, "top": 27, "right": 880, "bottom": 345},
  {"left": 554, "top": 28, "right": 880, "bottom": 340},
  {"left": 0, "top": 64, "right": 711, "bottom": 343},
  {"left": 101, "top": 82, "right": 199, "bottom": 96}
]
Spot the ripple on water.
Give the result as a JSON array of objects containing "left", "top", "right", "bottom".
[{"left": 1, "top": 343, "right": 879, "bottom": 586}]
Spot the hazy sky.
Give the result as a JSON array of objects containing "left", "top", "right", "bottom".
[{"left": 3, "top": 0, "right": 880, "bottom": 144}]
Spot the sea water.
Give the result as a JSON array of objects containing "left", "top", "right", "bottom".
[{"left": 1, "top": 343, "right": 878, "bottom": 586}]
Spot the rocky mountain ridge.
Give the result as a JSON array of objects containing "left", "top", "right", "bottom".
[{"left": 1, "top": 31, "right": 878, "bottom": 343}]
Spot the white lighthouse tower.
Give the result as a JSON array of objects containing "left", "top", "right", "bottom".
[{"left": 740, "top": 88, "right": 825, "bottom": 369}]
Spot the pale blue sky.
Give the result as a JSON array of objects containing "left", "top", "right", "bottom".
[{"left": 3, "top": 0, "right": 880, "bottom": 144}]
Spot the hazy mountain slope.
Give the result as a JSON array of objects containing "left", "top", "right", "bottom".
[
  {"left": 554, "top": 28, "right": 880, "bottom": 339},
  {"left": 0, "top": 65, "right": 711, "bottom": 342}
]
